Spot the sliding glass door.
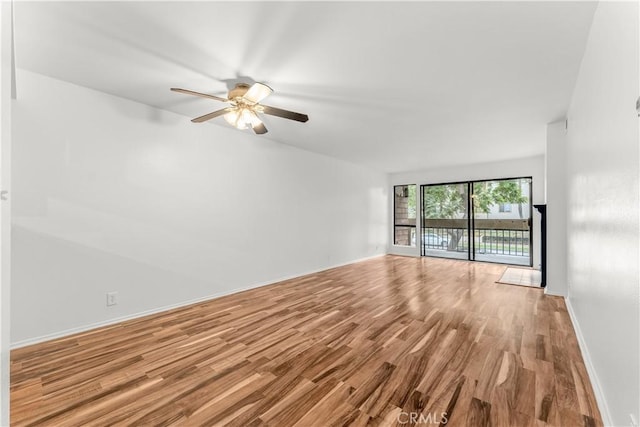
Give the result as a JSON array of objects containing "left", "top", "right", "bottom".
[
  {"left": 421, "top": 177, "right": 532, "bottom": 266},
  {"left": 421, "top": 182, "right": 470, "bottom": 260},
  {"left": 472, "top": 178, "right": 532, "bottom": 266}
]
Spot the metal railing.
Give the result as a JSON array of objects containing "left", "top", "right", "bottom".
[
  {"left": 421, "top": 227, "right": 468, "bottom": 252},
  {"left": 475, "top": 228, "right": 529, "bottom": 257},
  {"left": 422, "top": 227, "right": 530, "bottom": 257}
]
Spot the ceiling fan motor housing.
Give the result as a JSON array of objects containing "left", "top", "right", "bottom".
[{"left": 228, "top": 83, "right": 251, "bottom": 101}]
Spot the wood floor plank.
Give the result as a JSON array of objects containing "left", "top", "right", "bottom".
[
  {"left": 467, "top": 397, "right": 492, "bottom": 427},
  {"left": 10, "top": 255, "right": 602, "bottom": 426}
]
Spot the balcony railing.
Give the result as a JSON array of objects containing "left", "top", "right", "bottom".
[
  {"left": 475, "top": 228, "right": 529, "bottom": 257},
  {"left": 421, "top": 224, "right": 530, "bottom": 258}
]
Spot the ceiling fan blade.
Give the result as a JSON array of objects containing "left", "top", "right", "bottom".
[
  {"left": 171, "top": 88, "right": 228, "bottom": 103},
  {"left": 242, "top": 83, "right": 273, "bottom": 104},
  {"left": 260, "top": 105, "right": 309, "bottom": 123},
  {"left": 191, "top": 108, "right": 232, "bottom": 123},
  {"left": 252, "top": 122, "right": 268, "bottom": 134}
]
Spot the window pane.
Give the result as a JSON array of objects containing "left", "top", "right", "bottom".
[
  {"left": 394, "top": 184, "right": 416, "bottom": 246},
  {"left": 394, "top": 226, "right": 416, "bottom": 246},
  {"left": 421, "top": 183, "right": 469, "bottom": 259},
  {"left": 473, "top": 178, "right": 532, "bottom": 266}
]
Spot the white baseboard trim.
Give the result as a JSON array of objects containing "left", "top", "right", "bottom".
[
  {"left": 565, "top": 298, "right": 613, "bottom": 426},
  {"left": 11, "top": 253, "right": 386, "bottom": 350},
  {"left": 388, "top": 245, "right": 420, "bottom": 257},
  {"left": 544, "top": 287, "right": 567, "bottom": 297}
]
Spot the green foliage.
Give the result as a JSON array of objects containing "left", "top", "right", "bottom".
[
  {"left": 407, "top": 184, "right": 417, "bottom": 218},
  {"left": 492, "top": 181, "right": 527, "bottom": 205},
  {"left": 423, "top": 180, "right": 528, "bottom": 219},
  {"left": 423, "top": 184, "right": 466, "bottom": 218},
  {"left": 472, "top": 182, "right": 493, "bottom": 215}
]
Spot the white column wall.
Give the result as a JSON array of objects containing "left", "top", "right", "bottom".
[
  {"left": 564, "top": 2, "right": 639, "bottom": 425},
  {"left": 0, "top": 1, "right": 12, "bottom": 423},
  {"left": 545, "top": 120, "right": 568, "bottom": 296}
]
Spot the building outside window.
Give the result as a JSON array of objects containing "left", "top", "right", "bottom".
[
  {"left": 498, "top": 203, "right": 512, "bottom": 213},
  {"left": 394, "top": 184, "right": 416, "bottom": 246}
]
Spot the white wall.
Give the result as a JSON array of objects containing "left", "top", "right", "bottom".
[
  {"left": 564, "top": 2, "right": 639, "bottom": 425},
  {"left": 11, "top": 70, "right": 388, "bottom": 346},
  {"left": 0, "top": 1, "right": 12, "bottom": 423},
  {"left": 545, "top": 120, "right": 568, "bottom": 296},
  {"left": 389, "top": 155, "right": 545, "bottom": 269}
]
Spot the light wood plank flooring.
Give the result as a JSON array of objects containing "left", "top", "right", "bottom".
[{"left": 11, "top": 255, "right": 602, "bottom": 426}]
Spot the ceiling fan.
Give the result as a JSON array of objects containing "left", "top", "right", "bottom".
[{"left": 170, "top": 82, "right": 309, "bottom": 134}]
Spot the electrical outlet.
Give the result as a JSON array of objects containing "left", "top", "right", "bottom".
[{"left": 106, "top": 291, "right": 118, "bottom": 306}]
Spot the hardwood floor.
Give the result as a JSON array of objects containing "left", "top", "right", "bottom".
[{"left": 11, "top": 255, "right": 602, "bottom": 426}]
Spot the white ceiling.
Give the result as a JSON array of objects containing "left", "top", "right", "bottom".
[{"left": 14, "top": 1, "right": 597, "bottom": 173}]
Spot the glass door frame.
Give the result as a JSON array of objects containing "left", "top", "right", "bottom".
[
  {"left": 420, "top": 176, "right": 533, "bottom": 267},
  {"left": 420, "top": 181, "right": 472, "bottom": 260}
]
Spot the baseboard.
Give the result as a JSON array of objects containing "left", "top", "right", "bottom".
[
  {"left": 388, "top": 245, "right": 420, "bottom": 257},
  {"left": 565, "top": 298, "right": 614, "bottom": 426},
  {"left": 544, "top": 287, "right": 567, "bottom": 297},
  {"left": 11, "top": 253, "right": 386, "bottom": 350}
]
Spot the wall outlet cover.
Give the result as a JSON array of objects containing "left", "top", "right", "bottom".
[{"left": 106, "top": 292, "right": 118, "bottom": 306}]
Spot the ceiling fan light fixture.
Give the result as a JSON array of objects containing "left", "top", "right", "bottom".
[
  {"left": 246, "top": 110, "right": 263, "bottom": 128},
  {"left": 224, "top": 107, "right": 262, "bottom": 130},
  {"left": 223, "top": 110, "right": 239, "bottom": 127},
  {"left": 241, "top": 108, "right": 254, "bottom": 126},
  {"left": 172, "top": 82, "right": 308, "bottom": 134},
  {"left": 224, "top": 109, "right": 247, "bottom": 130}
]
